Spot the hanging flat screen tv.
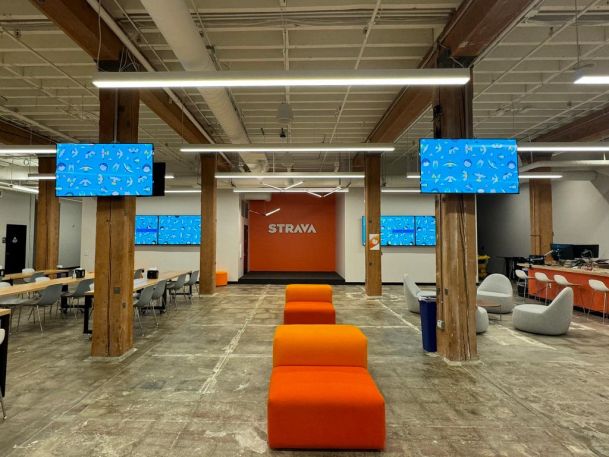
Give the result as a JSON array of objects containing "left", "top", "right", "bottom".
[
  {"left": 415, "top": 216, "right": 436, "bottom": 246},
  {"left": 158, "top": 215, "right": 201, "bottom": 245},
  {"left": 419, "top": 139, "right": 519, "bottom": 194},
  {"left": 55, "top": 143, "right": 154, "bottom": 197},
  {"left": 135, "top": 215, "right": 159, "bottom": 245},
  {"left": 361, "top": 216, "right": 415, "bottom": 246}
]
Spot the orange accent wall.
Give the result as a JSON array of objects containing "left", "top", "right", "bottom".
[{"left": 248, "top": 194, "right": 336, "bottom": 272}]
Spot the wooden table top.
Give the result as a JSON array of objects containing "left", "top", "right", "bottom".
[
  {"left": 0, "top": 274, "right": 94, "bottom": 298},
  {"left": 0, "top": 308, "right": 11, "bottom": 317},
  {"left": 1, "top": 269, "right": 69, "bottom": 281},
  {"left": 86, "top": 270, "right": 191, "bottom": 295},
  {"left": 519, "top": 263, "right": 609, "bottom": 278}
]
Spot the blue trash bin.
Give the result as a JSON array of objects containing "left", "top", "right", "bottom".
[{"left": 419, "top": 298, "right": 437, "bottom": 352}]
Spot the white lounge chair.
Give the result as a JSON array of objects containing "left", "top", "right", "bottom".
[
  {"left": 477, "top": 273, "right": 514, "bottom": 314},
  {"left": 403, "top": 274, "right": 436, "bottom": 314},
  {"left": 513, "top": 287, "right": 573, "bottom": 336}
]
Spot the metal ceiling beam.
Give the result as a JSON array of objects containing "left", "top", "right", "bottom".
[
  {"left": 28, "top": 0, "right": 234, "bottom": 170},
  {"left": 367, "top": 0, "right": 539, "bottom": 143},
  {"left": 534, "top": 105, "right": 609, "bottom": 143}
]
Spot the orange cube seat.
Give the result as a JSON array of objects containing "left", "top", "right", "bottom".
[
  {"left": 284, "top": 284, "right": 335, "bottom": 324},
  {"left": 268, "top": 366, "right": 386, "bottom": 450},
  {"left": 215, "top": 270, "right": 228, "bottom": 287}
]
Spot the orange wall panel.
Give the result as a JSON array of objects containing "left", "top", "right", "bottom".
[{"left": 249, "top": 194, "right": 336, "bottom": 272}]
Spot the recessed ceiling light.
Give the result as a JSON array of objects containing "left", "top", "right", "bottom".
[{"left": 93, "top": 69, "right": 471, "bottom": 89}]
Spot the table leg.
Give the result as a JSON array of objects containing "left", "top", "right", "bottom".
[
  {"left": 83, "top": 296, "right": 93, "bottom": 335},
  {"left": 0, "top": 314, "right": 9, "bottom": 397}
]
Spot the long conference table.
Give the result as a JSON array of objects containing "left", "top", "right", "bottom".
[
  {"left": 525, "top": 264, "right": 609, "bottom": 313},
  {"left": 0, "top": 270, "right": 191, "bottom": 335},
  {"left": 1, "top": 269, "right": 70, "bottom": 284}
]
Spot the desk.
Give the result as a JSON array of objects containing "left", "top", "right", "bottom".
[
  {"left": 1, "top": 269, "right": 69, "bottom": 284},
  {"left": 82, "top": 270, "right": 191, "bottom": 335},
  {"left": 0, "top": 274, "right": 94, "bottom": 299},
  {"left": 526, "top": 265, "right": 609, "bottom": 313},
  {"left": 0, "top": 309, "right": 10, "bottom": 398}
]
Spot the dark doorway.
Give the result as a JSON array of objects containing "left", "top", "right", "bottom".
[{"left": 4, "top": 224, "right": 27, "bottom": 274}]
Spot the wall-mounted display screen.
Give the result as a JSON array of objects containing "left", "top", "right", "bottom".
[
  {"left": 419, "top": 139, "right": 519, "bottom": 194},
  {"left": 415, "top": 216, "right": 436, "bottom": 246},
  {"left": 158, "top": 215, "right": 201, "bottom": 245},
  {"left": 56, "top": 143, "right": 154, "bottom": 197},
  {"left": 135, "top": 215, "right": 159, "bottom": 245}
]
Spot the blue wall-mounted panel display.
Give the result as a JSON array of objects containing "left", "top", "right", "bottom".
[
  {"left": 158, "top": 215, "right": 201, "bottom": 245},
  {"left": 135, "top": 215, "right": 159, "bottom": 245},
  {"left": 419, "top": 139, "right": 519, "bottom": 194},
  {"left": 56, "top": 143, "right": 154, "bottom": 197},
  {"left": 361, "top": 216, "right": 419, "bottom": 246},
  {"left": 415, "top": 216, "right": 436, "bottom": 246}
]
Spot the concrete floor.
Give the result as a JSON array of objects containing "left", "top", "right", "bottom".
[{"left": 1, "top": 284, "right": 608, "bottom": 456}]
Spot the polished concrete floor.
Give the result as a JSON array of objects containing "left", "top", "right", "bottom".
[{"left": 1, "top": 285, "right": 609, "bottom": 456}]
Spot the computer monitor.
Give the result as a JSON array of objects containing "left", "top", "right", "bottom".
[
  {"left": 551, "top": 244, "right": 574, "bottom": 261},
  {"left": 573, "top": 244, "right": 600, "bottom": 258}
]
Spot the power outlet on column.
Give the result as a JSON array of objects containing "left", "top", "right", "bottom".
[{"left": 437, "top": 320, "right": 445, "bottom": 330}]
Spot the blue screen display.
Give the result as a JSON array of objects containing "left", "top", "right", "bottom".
[
  {"left": 361, "top": 216, "right": 415, "bottom": 246},
  {"left": 415, "top": 216, "right": 436, "bottom": 246},
  {"left": 56, "top": 143, "right": 154, "bottom": 197},
  {"left": 135, "top": 215, "right": 159, "bottom": 245},
  {"left": 419, "top": 139, "right": 519, "bottom": 194},
  {"left": 158, "top": 215, "right": 201, "bottom": 245}
]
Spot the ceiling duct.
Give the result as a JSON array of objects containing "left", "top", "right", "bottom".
[
  {"left": 139, "top": 0, "right": 266, "bottom": 171},
  {"left": 276, "top": 103, "right": 294, "bottom": 125}
]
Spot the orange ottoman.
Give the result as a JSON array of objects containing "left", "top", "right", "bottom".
[
  {"left": 215, "top": 270, "right": 228, "bottom": 287},
  {"left": 268, "top": 325, "right": 386, "bottom": 450},
  {"left": 284, "top": 284, "right": 335, "bottom": 324}
]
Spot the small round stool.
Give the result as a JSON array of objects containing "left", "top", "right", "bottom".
[{"left": 589, "top": 279, "right": 609, "bottom": 324}]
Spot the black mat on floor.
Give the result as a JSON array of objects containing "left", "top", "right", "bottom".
[{"left": 238, "top": 271, "right": 346, "bottom": 285}]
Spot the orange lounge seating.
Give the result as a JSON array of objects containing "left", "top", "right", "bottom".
[
  {"left": 268, "top": 325, "right": 385, "bottom": 450},
  {"left": 284, "top": 284, "right": 335, "bottom": 324},
  {"left": 215, "top": 270, "right": 228, "bottom": 287}
]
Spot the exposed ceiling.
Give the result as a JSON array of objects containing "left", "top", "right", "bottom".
[{"left": 1, "top": 0, "right": 609, "bottom": 188}]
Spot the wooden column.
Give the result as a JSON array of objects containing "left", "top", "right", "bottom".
[
  {"left": 365, "top": 154, "right": 382, "bottom": 296},
  {"left": 434, "top": 64, "right": 478, "bottom": 362},
  {"left": 529, "top": 180, "right": 553, "bottom": 255},
  {"left": 34, "top": 157, "right": 60, "bottom": 270},
  {"left": 200, "top": 154, "right": 217, "bottom": 295},
  {"left": 91, "top": 82, "right": 139, "bottom": 358}
]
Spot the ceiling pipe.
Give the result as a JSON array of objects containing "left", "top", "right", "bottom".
[
  {"left": 520, "top": 160, "right": 609, "bottom": 173},
  {"left": 139, "top": 0, "right": 266, "bottom": 171}
]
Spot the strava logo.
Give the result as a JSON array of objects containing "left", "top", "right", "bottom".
[{"left": 268, "top": 223, "right": 317, "bottom": 234}]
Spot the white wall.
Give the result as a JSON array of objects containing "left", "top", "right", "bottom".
[
  {"left": 552, "top": 176, "right": 609, "bottom": 257},
  {"left": 58, "top": 199, "right": 82, "bottom": 267},
  {"left": 79, "top": 190, "right": 244, "bottom": 281},
  {"left": 0, "top": 189, "right": 36, "bottom": 270},
  {"left": 336, "top": 188, "right": 437, "bottom": 283}
]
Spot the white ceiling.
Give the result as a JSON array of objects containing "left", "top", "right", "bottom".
[{"left": 1, "top": 0, "right": 609, "bottom": 185}]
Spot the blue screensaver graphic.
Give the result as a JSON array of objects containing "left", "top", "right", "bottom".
[
  {"left": 361, "top": 216, "right": 435, "bottom": 246},
  {"left": 415, "top": 216, "right": 436, "bottom": 246},
  {"left": 55, "top": 143, "right": 154, "bottom": 197},
  {"left": 158, "top": 215, "right": 201, "bottom": 245},
  {"left": 419, "top": 139, "right": 519, "bottom": 194},
  {"left": 135, "top": 216, "right": 159, "bottom": 245}
]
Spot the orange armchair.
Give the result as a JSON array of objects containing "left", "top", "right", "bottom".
[
  {"left": 268, "top": 325, "right": 385, "bottom": 450},
  {"left": 284, "top": 284, "right": 335, "bottom": 325}
]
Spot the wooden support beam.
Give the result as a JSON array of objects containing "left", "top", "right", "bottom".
[
  {"left": 0, "top": 119, "right": 52, "bottom": 145},
  {"left": 91, "top": 84, "right": 139, "bottom": 358},
  {"left": 367, "top": 0, "right": 537, "bottom": 143},
  {"left": 365, "top": 154, "right": 382, "bottom": 296},
  {"left": 434, "top": 63, "right": 478, "bottom": 362},
  {"left": 200, "top": 155, "right": 218, "bottom": 295},
  {"left": 529, "top": 180, "right": 553, "bottom": 256},
  {"left": 34, "top": 157, "right": 60, "bottom": 271},
  {"left": 535, "top": 105, "right": 609, "bottom": 142}
]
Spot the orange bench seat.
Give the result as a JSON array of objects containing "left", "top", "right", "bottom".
[
  {"left": 284, "top": 284, "right": 335, "bottom": 324},
  {"left": 268, "top": 366, "right": 385, "bottom": 450}
]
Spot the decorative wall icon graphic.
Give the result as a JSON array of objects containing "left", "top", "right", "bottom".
[{"left": 369, "top": 233, "right": 380, "bottom": 251}]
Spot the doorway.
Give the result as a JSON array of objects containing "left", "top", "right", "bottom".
[{"left": 4, "top": 224, "right": 27, "bottom": 274}]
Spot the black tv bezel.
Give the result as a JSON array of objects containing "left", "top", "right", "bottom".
[
  {"left": 54, "top": 143, "right": 155, "bottom": 198},
  {"left": 418, "top": 138, "right": 521, "bottom": 195}
]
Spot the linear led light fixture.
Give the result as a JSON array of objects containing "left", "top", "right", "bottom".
[
  {"left": 574, "top": 68, "right": 609, "bottom": 85},
  {"left": 406, "top": 173, "right": 421, "bottom": 179},
  {"left": 381, "top": 189, "right": 421, "bottom": 193},
  {"left": 0, "top": 145, "right": 56, "bottom": 156},
  {"left": 217, "top": 172, "right": 364, "bottom": 180},
  {"left": 233, "top": 188, "right": 349, "bottom": 194},
  {"left": 519, "top": 173, "right": 563, "bottom": 179},
  {"left": 181, "top": 143, "right": 395, "bottom": 153},
  {"left": 92, "top": 69, "right": 471, "bottom": 89},
  {"left": 518, "top": 142, "right": 609, "bottom": 153},
  {"left": 0, "top": 183, "right": 39, "bottom": 194},
  {"left": 165, "top": 189, "right": 201, "bottom": 194}
]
